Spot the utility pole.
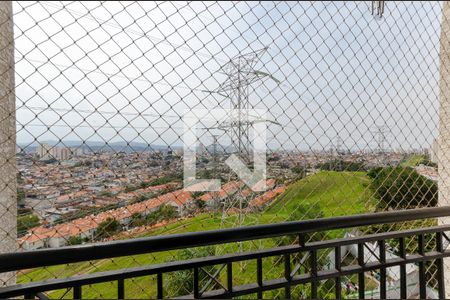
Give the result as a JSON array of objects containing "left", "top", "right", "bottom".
[{"left": 0, "top": 1, "right": 17, "bottom": 286}]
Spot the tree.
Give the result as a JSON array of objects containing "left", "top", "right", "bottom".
[
  {"left": 130, "top": 213, "right": 146, "bottom": 227},
  {"left": 96, "top": 217, "right": 120, "bottom": 239},
  {"left": 291, "top": 165, "right": 307, "bottom": 179},
  {"left": 67, "top": 236, "right": 83, "bottom": 245},
  {"left": 367, "top": 167, "right": 383, "bottom": 179},
  {"left": 418, "top": 158, "right": 438, "bottom": 168},
  {"left": 370, "top": 166, "right": 437, "bottom": 209},
  {"left": 196, "top": 169, "right": 214, "bottom": 180},
  {"left": 17, "top": 188, "right": 25, "bottom": 205},
  {"left": 17, "top": 171, "right": 24, "bottom": 184},
  {"left": 17, "top": 214, "right": 40, "bottom": 236},
  {"left": 146, "top": 204, "right": 178, "bottom": 225},
  {"left": 193, "top": 198, "right": 206, "bottom": 209}
]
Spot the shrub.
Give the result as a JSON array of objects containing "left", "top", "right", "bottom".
[
  {"left": 67, "top": 236, "right": 83, "bottom": 245},
  {"left": 96, "top": 217, "right": 120, "bottom": 239},
  {"left": 418, "top": 158, "right": 437, "bottom": 168},
  {"left": 146, "top": 204, "right": 178, "bottom": 225},
  {"left": 17, "top": 214, "right": 40, "bottom": 236},
  {"left": 367, "top": 167, "right": 383, "bottom": 179},
  {"left": 370, "top": 167, "right": 437, "bottom": 209},
  {"left": 291, "top": 166, "right": 307, "bottom": 177},
  {"left": 130, "top": 213, "right": 146, "bottom": 227}
]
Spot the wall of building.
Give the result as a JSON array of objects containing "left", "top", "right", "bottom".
[
  {"left": 0, "top": 1, "right": 17, "bottom": 286},
  {"left": 438, "top": 1, "right": 450, "bottom": 296}
]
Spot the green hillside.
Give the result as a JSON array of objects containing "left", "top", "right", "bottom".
[
  {"left": 265, "top": 171, "right": 374, "bottom": 218},
  {"left": 401, "top": 154, "right": 426, "bottom": 167},
  {"left": 19, "top": 171, "right": 376, "bottom": 299}
]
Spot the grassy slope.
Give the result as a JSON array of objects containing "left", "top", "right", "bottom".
[
  {"left": 401, "top": 154, "right": 425, "bottom": 167},
  {"left": 265, "top": 171, "right": 373, "bottom": 218},
  {"left": 19, "top": 171, "right": 375, "bottom": 298}
]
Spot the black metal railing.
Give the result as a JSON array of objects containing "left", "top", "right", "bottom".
[{"left": 1, "top": 207, "right": 450, "bottom": 299}]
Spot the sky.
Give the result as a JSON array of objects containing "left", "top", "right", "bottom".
[{"left": 13, "top": 1, "right": 443, "bottom": 152}]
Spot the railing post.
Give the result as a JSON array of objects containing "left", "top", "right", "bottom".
[
  {"left": 439, "top": 1, "right": 450, "bottom": 297},
  {"left": 0, "top": 0, "right": 16, "bottom": 287}
]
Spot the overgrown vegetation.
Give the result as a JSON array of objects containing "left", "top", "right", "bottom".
[
  {"left": 141, "top": 174, "right": 182, "bottom": 188},
  {"left": 368, "top": 166, "right": 437, "bottom": 210},
  {"left": 96, "top": 217, "right": 121, "bottom": 239},
  {"left": 125, "top": 174, "right": 182, "bottom": 193},
  {"left": 67, "top": 236, "right": 82, "bottom": 245},
  {"left": 130, "top": 204, "right": 179, "bottom": 228},
  {"left": 17, "top": 188, "right": 25, "bottom": 205},
  {"left": 417, "top": 158, "right": 437, "bottom": 168},
  {"left": 291, "top": 165, "right": 307, "bottom": 179},
  {"left": 17, "top": 214, "right": 40, "bottom": 236}
]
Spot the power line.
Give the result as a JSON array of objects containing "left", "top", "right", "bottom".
[
  {"left": 19, "top": 123, "right": 185, "bottom": 130},
  {"left": 19, "top": 57, "right": 210, "bottom": 95},
  {"left": 40, "top": 1, "right": 228, "bottom": 63},
  {"left": 19, "top": 105, "right": 347, "bottom": 137},
  {"left": 19, "top": 105, "right": 181, "bottom": 119},
  {"left": 21, "top": 123, "right": 289, "bottom": 133}
]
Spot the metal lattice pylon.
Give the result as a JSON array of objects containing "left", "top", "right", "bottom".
[{"left": 207, "top": 47, "right": 280, "bottom": 229}]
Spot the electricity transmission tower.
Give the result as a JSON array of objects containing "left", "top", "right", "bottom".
[
  {"left": 207, "top": 47, "right": 280, "bottom": 229},
  {"left": 371, "top": 125, "right": 390, "bottom": 165},
  {"left": 335, "top": 136, "right": 343, "bottom": 155},
  {"left": 214, "top": 47, "right": 280, "bottom": 162},
  {"left": 211, "top": 134, "right": 220, "bottom": 179},
  {"left": 335, "top": 136, "right": 344, "bottom": 170}
]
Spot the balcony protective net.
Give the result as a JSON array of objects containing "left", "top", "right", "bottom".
[{"left": 0, "top": 1, "right": 447, "bottom": 298}]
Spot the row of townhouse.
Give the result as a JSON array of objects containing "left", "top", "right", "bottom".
[
  {"left": 199, "top": 181, "right": 244, "bottom": 209},
  {"left": 116, "top": 182, "right": 179, "bottom": 202},
  {"left": 19, "top": 188, "right": 194, "bottom": 250},
  {"left": 198, "top": 179, "right": 278, "bottom": 209},
  {"left": 19, "top": 179, "right": 282, "bottom": 250},
  {"left": 248, "top": 185, "right": 286, "bottom": 209}
]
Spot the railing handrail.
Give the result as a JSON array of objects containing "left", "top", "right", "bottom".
[
  {"left": 2, "top": 223, "right": 449, "bottom": 298},
  {"left": 1, "top": 206, "right": 449, "bottom": 272}
]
